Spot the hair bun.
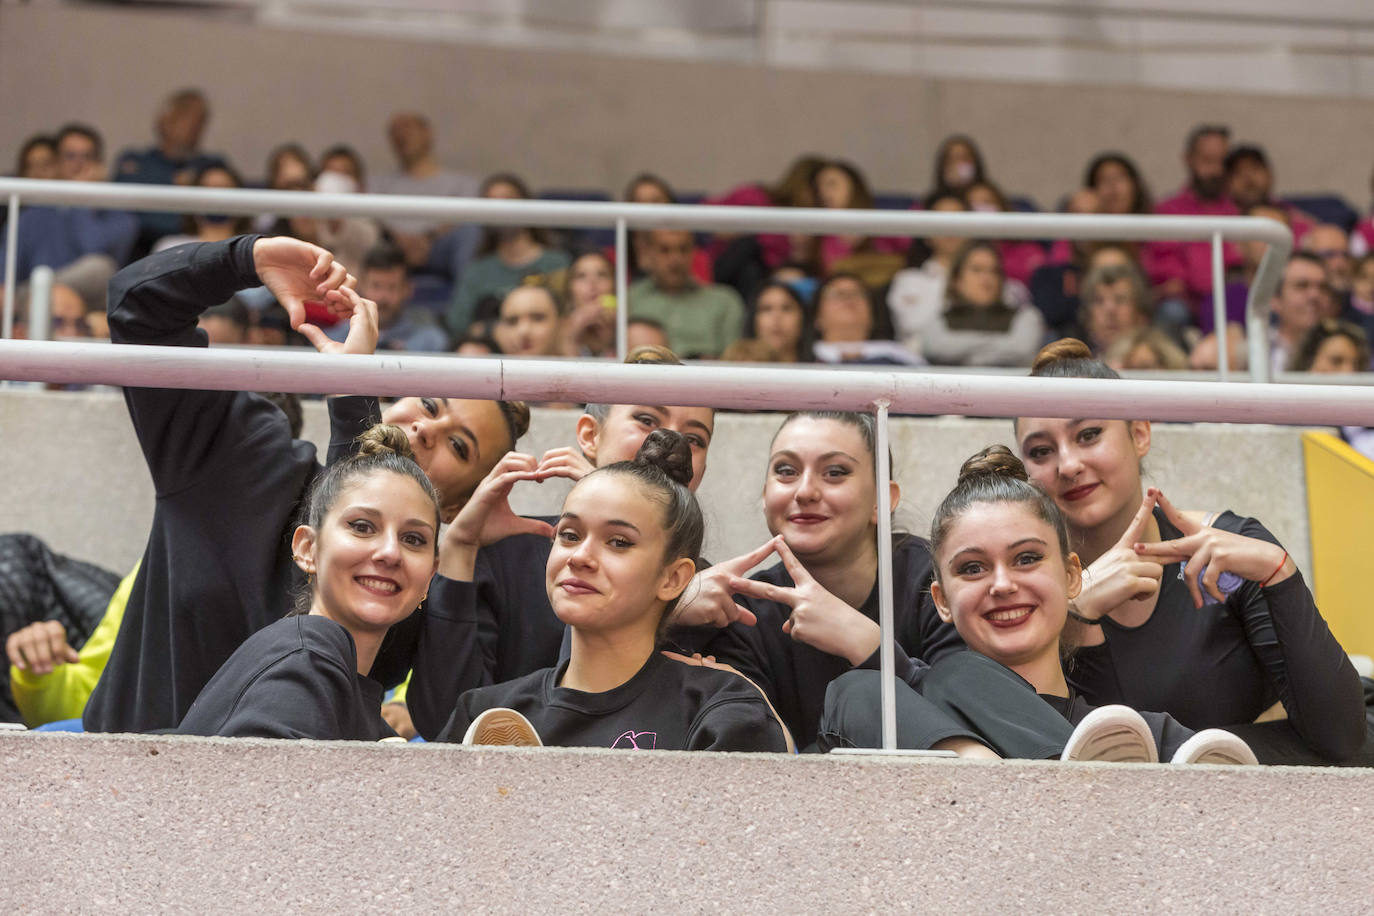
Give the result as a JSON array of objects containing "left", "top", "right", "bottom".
[
  {"left": 634, "top": 428, "right": 693, "bottom": 487},
  {"left": 957, "top": 445, "right": 1027, "bottom": 486},
  {"left": 1032, "top": 337, "right": 1093, "bottom": 373},
  {"left": 356, "top": 423, "right": 415, "bottom": 462}
]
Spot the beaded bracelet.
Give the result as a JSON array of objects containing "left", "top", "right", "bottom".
[{"left": 1261, "top": 550, "right": 1290, "bottom": 587}]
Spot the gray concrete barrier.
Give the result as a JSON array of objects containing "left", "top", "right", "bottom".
[
  {"left": 1, "top": 731, "right": 1369, "bottom": 913},
  {"left": 0, "top": 388, "right": 1315, "bottom": 578}
]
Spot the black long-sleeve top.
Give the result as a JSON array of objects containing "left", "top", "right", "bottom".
[
  {"left": 699, "top": 535, "right": 966, "bottom": 750},
  {"left": 435, "top": 650, "right": 789, "bottom": 752},
  {"left": 406, "top": 524, "right": 566, "bottom": 740},
  {"left": 1068, "top": 508, "right": 1365, "bottom": 762},
  {"left": 176, "top": 615, "right": 393, "bottom": 740},
  {"left": 83, "top": 236, "right": 414, "bottom": 733}
]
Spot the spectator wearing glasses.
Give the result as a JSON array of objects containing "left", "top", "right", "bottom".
[{"left": 1300, "top": 224, "right": 1355, "bottom": 314}]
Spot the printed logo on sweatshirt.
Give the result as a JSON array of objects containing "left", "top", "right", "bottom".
[{"left": 611, "top": 730, "right": 657, "bottom": 750}]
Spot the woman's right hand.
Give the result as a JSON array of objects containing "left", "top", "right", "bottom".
[
  {"left": 669, "top": 537, "right": 784, "bottom": 628},
  {"left": 251, "top": 235, "right": 356, "bottom": 333},
  {"left": 1074, "top": 491, "right": 1163, "bottom": 622},
  {"left": 6, "top": 620, "right": 79, "bottom": 675}
]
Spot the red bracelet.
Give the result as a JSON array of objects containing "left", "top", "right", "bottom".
[{"left": 1261, "top": 550, "right": 1290, "bottom": 587}]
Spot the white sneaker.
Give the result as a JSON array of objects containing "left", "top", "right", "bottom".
[
  {"left": 1061, "top": 705, "right": 1158, "bottom": 763},
  {"left": 1170, "top": 729, "right": 1258, "bottom": 765},
  {"left": 462, "top": 708, "right": 543, "bottom": 747}
]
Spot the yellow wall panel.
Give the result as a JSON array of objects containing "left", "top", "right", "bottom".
[{"left": 1303, "top": 432, "right": 1374, "bottom": 658}]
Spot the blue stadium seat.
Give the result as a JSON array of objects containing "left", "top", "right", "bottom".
[
  {"left": 874, "top": 193, "right": 917, "bottom": 211},
  {"left": 1284, "top": 194, "right": 1358, "bottom": 232}
]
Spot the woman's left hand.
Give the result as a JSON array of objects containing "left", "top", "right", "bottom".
[
  {"left": 1132, "top": 489, "right": 1295, "bottom": 609},
  {"left": 727, "top": 538, "right": 880, "bottom": 666},
  {"left": 296, "top": 285, "right": 379, "bottom": 356}
]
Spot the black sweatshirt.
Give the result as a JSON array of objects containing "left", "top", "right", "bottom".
[
  {"left": 435, "top": 650, "right": 789, "bottom": 752},
  {"left": 83, "top": 236, "right": 414, "bottom": 733},
  {"left": 1068, "top": 508, "right": 1366, "bottom": 761},
  {"left": 699, "top": 536, "right": 966, "bottom": 750},
  {"left": 406, "top": 523, "right": 564, "bottom": 740},
  {"left": 176, "top": 615, "right": 392, "bottom": 740}
]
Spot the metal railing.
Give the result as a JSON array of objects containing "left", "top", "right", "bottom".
[{"left": 1, "top": 178, "right": 1293, "bottom": 380}]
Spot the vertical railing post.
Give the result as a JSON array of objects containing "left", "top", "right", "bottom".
[
  {"left": 614, "top": 218, "right": 628, "bottom": 361},
  {"left": 27, "top": 266, "right": 53, "bottom": 342},
  {"left": 3, "top": 193, "right": 19, "bottom": 341},
  {"left": 1212, "top": 232, "right": 1229, "bottom": 382},
  {"left": 874, "top": 398, "right": 897, "bottom": 750}
]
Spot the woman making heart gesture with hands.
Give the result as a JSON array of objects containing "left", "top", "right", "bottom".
[{"left": 1017, "top": 338, "right": 1367, "bottom": 764}]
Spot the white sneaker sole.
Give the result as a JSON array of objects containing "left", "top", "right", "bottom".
[
  {"left": 462, "top": 708, "right": 543, "bottom": 747},
  {"left": 1170, "top": 729, "right": 1258, "bottom": 765},
  {"left": 1062, "top": 705, "right": 1158, "bottom": 763}
]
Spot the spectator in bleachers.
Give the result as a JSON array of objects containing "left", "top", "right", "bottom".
[
  {"left": 705, "top": 154, "right": 823, "bottom": 285},
  {"left": 319, "top": 144, "right": 366, "bottom": 189},
  {"left": 810, "top": 273, "right": 913, "bottom": 365},
  {"left": 749, "top": 281, "right": 812, "bottom": 364},
  {"left": 931, "top": 134, "right": 986, "bottom": 196},
  {"left": 1347, "top": 254, "right": 1374, "bottom": 343},
  {"left": 964, "top": 179, "right": 1046, "bottom": 285},
  {"left": 621, "top": 173, "right": 712, "bottom": 284},
  {"left": 887, "top": 191, "right": 968, "bottom": 350},
  {"left": 1268, "top": 252, "right": 1327, "bottom": 376},
  {"left": 371, "top": 112, "right": 479, "bottom": 269},
  {"left": 625, "top": 317, "right": 669, "bottom": 352},
  {"left": 1032, "top": 189, "right": 1108, "bottom": 336},
  {"left": 1044, "top": 153, "right": 1151, "bottom": 268},
  {"left": 289, "top": 169, "right": 382, "bottom": 275},
  {"left": 246, "top": 304, "right": 294, "bottom": 347},
  {"left": 562, "top": 250, "right": 617, "bottom": 357},
  {"left": 811, "top": 159, "right": 906, "bottom": 282},
  {"left": 492, "top": 282, "right": 565, "bottom": 358},
  {"left": 198, "top": 296, "right": 250, "bottom": 345},
  {"left": 152, "top": 163, "right": 254, "bottom": 253},
  {"left": 448, "top": 173, "right": 570, "bottom": 338},
  {"left": 1103, "top": 327, "right": 1189, "bottom": 372},
  {"left": 326, "top": 242, "right": 448, "bottom": 352},
  {"left": 1224, "top": 143, "right": 1314, "bottom": 243},
  {"left": 252, "top": 142, "right": 314, "bottom": 234},
  {"left": 0, "top": 124, "right": 139, "bottom": 311},
  {"left": 1351, "top": 165, "right": 1374, "bottom": 258},
  {"left": 921, "top": 240, "right": 1044, "bottom": 367},
  {"left": 627, "top": 229, "right": 744, "bottom": 358},
  {"left": 13, "top": 134, "right": 57, "bottom": 179},
  {"left": 1080, "top": 262, "right": 1150, "bottom": 359},
  {"left": 1147, "top": 124, "right": 1243, "bottom": 320},
  {"left": 114, "top": 88, "right": 226, "bottom": 254},
  {"left": 454, "top": 332, "right": 497, "bottom": 357},
  {"left": 1293, "top": 319, "right": 1374, "bottom": 459},
  {"left": 1300, "top": 223, "right": 1355, "bottom": 312}
]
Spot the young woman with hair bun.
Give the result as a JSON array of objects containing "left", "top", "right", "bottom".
[
  {"left": 434, "top": 430, "right": 789, "bottom": 751},
  {"left": 83, "top": 234, "right": 530, "bottom": 735},
  {"left": 923, "top": 444, "right": 1255, "bottom": 764},
  {"left": 177, "top": 427, "right": 440, "bottom": 739},
  {"left": 1016, "top": 337, "right": 1369, "bottom": 764}
]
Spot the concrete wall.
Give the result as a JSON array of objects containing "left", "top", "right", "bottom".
[
  {"left": 3, "top": 731, "right": 1372, "bottom": 912},
  {"left": 2, "top": 3, "right": 1373, "bottom": 209},
  {"left": 0, "top": 386, "right": 1316, "bottom": 578}
]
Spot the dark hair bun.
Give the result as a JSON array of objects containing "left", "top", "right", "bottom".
[
  {"left": 635, "top": 428, "right": 693, "bottom": 487},
  {"left": 1032, "top": 337, "right": 1093, "bottom": 373},
  {"left": 957, "top": 445, "right": 1027, "bottom": 486},
  {"left": 356, "top": 423, "right": 416, "bottom": 461}
]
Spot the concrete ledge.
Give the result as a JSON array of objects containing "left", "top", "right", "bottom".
[{"left": 1, "top": 732, "right": 1369, "bottom": 912}]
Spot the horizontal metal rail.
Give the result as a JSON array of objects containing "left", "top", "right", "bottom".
[
  {"left": 2, "top": 340, "right": 1370, "bottom": 425},
  {"left": 0, "top": 178, "right": 1292, "bottom": 379}
]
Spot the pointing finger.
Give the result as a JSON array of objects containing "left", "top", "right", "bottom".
[{"left": 1115, "top": 491, "right": 1157, "bottom": 550}]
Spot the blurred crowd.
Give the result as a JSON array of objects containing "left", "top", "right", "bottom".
[{"left": 5, "top": 90, "right": 1372, "bottom": 381}]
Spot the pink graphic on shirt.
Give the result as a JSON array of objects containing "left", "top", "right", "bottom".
[{"left": 612, "top": 730, "right": 657, "bottom": 750}]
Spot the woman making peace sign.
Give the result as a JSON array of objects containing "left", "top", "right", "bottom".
[{"left": 1017, "top": 338, "right": 1368, "bottom": 764}]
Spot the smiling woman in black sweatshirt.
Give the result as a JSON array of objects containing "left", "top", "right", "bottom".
[{"left": 178, "top": 426, "right": 439, "bottom": 739}]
